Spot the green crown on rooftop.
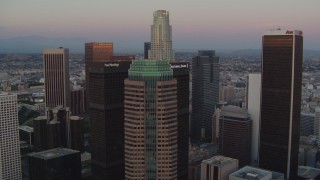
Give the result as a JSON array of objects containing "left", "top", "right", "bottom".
[{"left": 128, "top": 60, "right": 173, "bottom": 78}]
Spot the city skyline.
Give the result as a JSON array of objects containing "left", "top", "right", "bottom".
[{"left": 1, "top": 0, "right": 320, "bottom": 53}]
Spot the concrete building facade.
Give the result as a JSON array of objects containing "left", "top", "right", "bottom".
[
  {"left": 246, "top": 73, "right": 261, "bottom": 164},
  {"left": 149, "top": 10, "right": 175, "bottom": 61},
  {"left": 43, "top": 48, "right": 70, "bottom": 108},
  {"left": 0, "top": 92, "right": 22, "bottom": 179},
  {"left": 124, "top": 60, "right": 178, "bottom": 179},
  {"left": 201, "top": 155, "right": 238, "bottom": 180}
]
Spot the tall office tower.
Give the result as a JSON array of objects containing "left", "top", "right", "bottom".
[
  {"left": 246, "top": 73, "right": 261, "bottom": 164},
  {"left": 218, "top": 106, "right": 252, "bottom": 167},
  {"left": 201, "top": 155, "right": 239, "bottom": 180},
  {"left": 84, "top": 42, "right": 113, "bottom": 100},
  {"left": 85, "top": 42, "right": 113, "bottom": 62},
  {"left": 88, "top": 60, "right": 131, "bottom": 179},
  {"left": 70, "top": 87, "right": 86, "bottom": 115},
  {"left": 124, "top": 60, "right": 178, "bottom": 179},
  {"left": 149, "top": 10, "right": 175, "bottom": 61},
  {"left": 0, "top": 92, "right": 22, "bottom": 179},
  {"left": 144, "top": 42, "right": 151, "bottom": 59},
  {"left": 170, "top": 62, "right": 190, "bottom": 180},
  {"left": 43, "top": 48, "right": 70, "bottom": 108},
  {"left": 259, "top": 29, "right": 303, "bottom": 179},
  {"left": 191, "top": 50, "right": 220, "bottom": 143},
  {"left": 28, "top": 148, "right": 81, "bottom": 180}
]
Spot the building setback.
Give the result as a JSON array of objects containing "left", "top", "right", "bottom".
[
  {"left": 191, "top": 50, "right": 220, "bottom": 143},
  {"left": 259, "top": 29, "right": 303, "bottom": 179},
  {"left": 88, "top": 60, "right": 131, "bottom": 180},
  {"left": 43, "top": 48, "right": 70, "bottom": 108},
  {"left": 0, "top": 92, "right": 22, "bottom": 179},
  {"left": 124, "top": 60, "right": 178, "bottom": 179}
]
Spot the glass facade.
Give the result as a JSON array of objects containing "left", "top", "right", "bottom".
[
  {"left": 191, "top": 51, "right": 220, "bottom": 143},
  {"left": 88, "top": 61, "right": 131, "bottom": 179},
  {"left": 259, "top": 32, "right": 303, "bottom": 179}
]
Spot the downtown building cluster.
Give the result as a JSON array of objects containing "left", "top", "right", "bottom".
[{"left": 0, "top": 9, "right": 311, "bottom": 180}]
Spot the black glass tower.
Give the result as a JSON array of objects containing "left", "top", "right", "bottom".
[
  {"left": 88, "top": 60, "right": 131, "bottom": 180},
  {"left": 259, "top": 29, "right": 303, "bottom": 179},
  {"left": 170, "top": 62, "right": 190, "bottom": 179},
  {"left": 191, "top": 50, "right": 220, "bottom": 143}
]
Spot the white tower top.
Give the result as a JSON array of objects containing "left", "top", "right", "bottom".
[{"left": 149, "top": 10, "right": 175, "bottom": 61}]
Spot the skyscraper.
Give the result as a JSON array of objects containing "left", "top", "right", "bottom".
[
  {"left": 149, "top": 10, "right": 175, "bottom": 61},
  {"left": 218, "top": 105, "right": 252, "bottom": 167},
  {"left": 88, "top": 60, "right": 131, "bottom": 179},
  {"left": 43, "top": 48, "right": 70, "bottom": 108},
  {"left": 246, "top": 73, "right": 261, "bottom": 164},
  {"left": 144, "top": 42, "right": 151, "bottom": 59},
  {"left": 124, "top": 60, "right": 178, "bottom": 179},
  {"left": 84, "top": 42, "right": 113, "bottom": 63},
  {"left": 170, "top": 62, "right": 190, "bottom": 180},
  {"left": 259, "top": 29, "right": 303, "bottom": 179},
  {"left": 0, "top": 92, "right": 22, "bottom": 179},
  {"left": 191, "top": 50, "right": 220, "bottom": 143},
  {"left": 84, "top": 42, "right": 113, "bottom": 103}
]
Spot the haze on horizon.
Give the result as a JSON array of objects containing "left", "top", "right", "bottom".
[{"left": 1, "top": 0, "right": 320, "bottom": 53}]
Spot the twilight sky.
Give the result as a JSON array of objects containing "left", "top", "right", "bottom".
[{"left": 1, "top": 0, "right": 320, "bottom": 53}]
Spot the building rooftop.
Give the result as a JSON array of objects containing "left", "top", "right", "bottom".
[
  {"left": 220, "top": 105, "right": 249, "bottom": 119},
  {"left": 229, "top": 166, "right": 272, "bottom": 179},
  {"left": 19, "top": 125, "right": 34, "bottom": 133},
  {"left": 70, "top": 116, "right": 80, "bottom": 121},
  {"left": 0, "top": 91, "right": 16, "bottom": 96},
  {"left": 28, "top": 148, "right": 79, "bottom": 160},
  {"left": 202, "top": 155, "right": 238, "bottom": 167},
  {"left": 264, "top": 29, "right": 303, "bottom": 36},
  {"left": 34, "top": 116, "right": 46, "bottom": 121},
  {"left": 298, "top": 166, "right": 320, "bottom": 179}
]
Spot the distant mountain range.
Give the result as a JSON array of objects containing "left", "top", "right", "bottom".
[
  {"left": 218, "top": 49, "right": 320, "bottom": 57},
  {"left": 1, "top": 36, "right": 320, "bottom": 56},
  {"left": 0, "top": 36, "right": 88, "bottom": 54}
]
